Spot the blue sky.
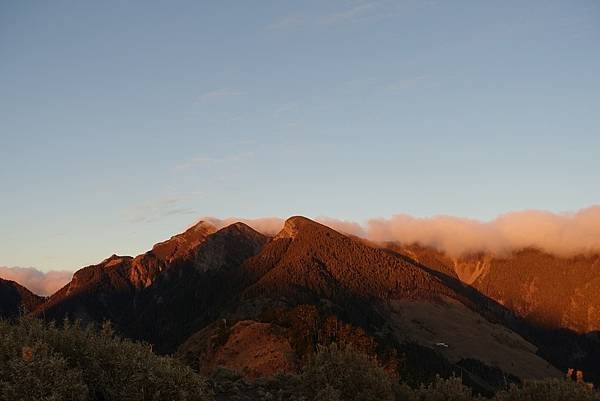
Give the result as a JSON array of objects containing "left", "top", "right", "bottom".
[{"left": 1, "top": 0, "right": 599, "bottom": 271}]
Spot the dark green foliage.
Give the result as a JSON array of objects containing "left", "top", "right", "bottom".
[
  {"left": 209, "top": 368, "right": 306, "bottom": 401},
  {"left": 397, "top": 376, "right": 480, "bottom": 401},
  {"left": 301, "top": 343, "right": 395, "bottom": 401},
  {"left": 2, "top": 316, "right": 600, "bottom": 401},
  {"left": 207, "top": 352, "right": 600, "bottom": 401},
  {"left": 393, "top": 376, "right": 600, "bottom": 401},
  {"left": 0, "top": 341, "right": 88, "bottom": 401},
  {"left": 0, "top": 317, "right": 213, "bottom": 401},
  {"left": 494, "top": 378, "right": 599, "bottom": 401}
]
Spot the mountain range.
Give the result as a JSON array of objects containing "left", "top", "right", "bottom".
[{"left": 2, "top": 216, "right": 599, "bottom": 392}]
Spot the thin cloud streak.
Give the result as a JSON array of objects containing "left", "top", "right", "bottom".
[
  {"left": 196, "top": 89, "right": 245, "bottom": 104},
  {"left": 320, "top": 2, "right": 377, "bottom": 25},
  {"left": 267, "top": 1, "right": 400, "bottom": 30},
  {"left": 267, "top": 15, "right": 304, "bottom": 30},
  {"left": 173, "top": 151, "right": 253, "bottom": 171},
  {"left": 125, "top": 197, "right": 197, "bottom": 224}
]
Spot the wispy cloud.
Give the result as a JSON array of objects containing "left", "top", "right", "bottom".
[
  {"left": 125, "top": 197, "right": 197, "bottom": 224},
  {"left": 320, "top": 2, "right": 378, "bottom": 25},
  {"left": 267, "top": 1, "right": 400, "bottom": 30},
  {"left": 0, "top": 266, "right": 72, "bottom": 296},
  {"left": 267, "top": 14, "right": 305, "bottom": 30},
  {"left": 386, "top": 75, "right": 428, "bottom": 91},
  {"left": 173, "top": 151, "right": 254, "bottom": 172},
  {"left": 196, "top": 88, "right": 245, "bottom": 104}
]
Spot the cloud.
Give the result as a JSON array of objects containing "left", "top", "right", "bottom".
[
  {"left": 199, "top": 216, "right": 365, "bottom": 238},
  {"left": 125, "top": 197, "right": 197, "bottom": 224},
  {"left": 201, "top": 217, "right": 285, "bottom": 236},
  {"left": 365, "top": 206, "right": 600, "bottom": 257},
  {"left": 321, "top": 2, "right": 378, "bottom": 25},
  {"left": 267, "top": 15, "right": 304, "bottom": 30},
  {"left": 199, "top": 206, "right": 600, "bottom": 258},
  {"left": 0, "top": 266, "right": 72, "bottom": 296},
  {"left": 173, "top": 151, "right": 253, "bottom": 171},
  {"left": 7, "top": 206, "right": 599, "bottom": 296},
  {"left": 315, "top": 216, "right": 367, "bottom": 237},
  {"left": 387, "top": 75, "right": 428, "bottom": 91},
  {"left": 267, "top": 1, "right": 399, "bottom": 30},
  {"left": 196, "top": 89, "right": 245, "bottom": 104},
  {"left": 320, "top": 1, "right": 403, "bottom": 25}
]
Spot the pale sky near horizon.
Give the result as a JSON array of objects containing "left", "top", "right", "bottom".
[{"left": 1, "top": 1, "right": 599, "bottom": 272}]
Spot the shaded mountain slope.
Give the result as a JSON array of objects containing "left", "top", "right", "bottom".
[
  {"left": 131, "top": 222, "right": 269, "bottom": 351},
  {"left": 0, "top": 278, "right": 44, "bottom": 318},
  {"left": 31, "top": 221, "right": 269, "bottom": 353},
  {"left": 32, "top": 221, "right": 219, "bottom": 326},
  {"left": 32, "top": 255, "right": 136, "bottom": 324}
]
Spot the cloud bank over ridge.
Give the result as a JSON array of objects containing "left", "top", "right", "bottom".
[
  {"left": 5, "top": 206, "right": 600, "bottom": 294},
  {"left": 204, "top": 205, "right": 600, "bottom": 258}
]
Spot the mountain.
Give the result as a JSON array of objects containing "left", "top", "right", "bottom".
[
  {"left": 0, "top": 278, "right": 44, "bottom": 318},
  {"left": 387, "top": 243, "right": 600, "bottom": 384},
  {"left": 388, "top": 244, "right": 600, "bottom": 333},
  {"left": 15, "top": 216, "right": 600, "bottom": 391},
  {"left": 179, "top": 217, "right": 560, "bottom": 390},
  {"left": 32, "top": 221, "right": 219, "bottom": 326},
  {"left": 131, "top": 222, "right": 269, "bottom": 351}
]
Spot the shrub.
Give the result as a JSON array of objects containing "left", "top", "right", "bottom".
[
  {"left": 493, "top": 378, "right": 599, "bottom": 401},
  {"left": 0, "top": 317, "right": 213, "bottom": 401},
  {"left": 397, "top": 376, "right": 479, "bottom": 401},
  {"left": 0, "top": 339, "right": 89, "bottom": 401},
  {"left": 301, "top": 343, "right": 394, "bottom": 401}
]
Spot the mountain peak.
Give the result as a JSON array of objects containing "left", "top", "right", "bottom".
[
  {"left": 150, "top": 221, "right": 217, "bottom": 264},
  {"left": 186, "top": 220, "right": 218, "bottom": 235},
  {"left": 276, "top": 216, "right": 320, "bottom": 239}
]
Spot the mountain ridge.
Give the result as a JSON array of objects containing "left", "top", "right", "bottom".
[{"left": 3, "top": 216, "right": 600, "bottom": 389}]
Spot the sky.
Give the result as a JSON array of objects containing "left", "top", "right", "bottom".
[{"left": 1, "top": 0, "right": 599, "bottom": 273}]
